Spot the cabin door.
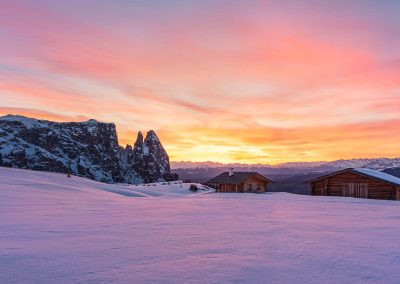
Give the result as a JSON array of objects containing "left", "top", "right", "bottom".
[{"left": 342, "top": 183, "right": 368, "bottom": 198}]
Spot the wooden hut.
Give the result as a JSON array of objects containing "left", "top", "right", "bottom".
[
  {"left": 307, "top": 168, "right": 400, "bottom": 200},
  {"left": 206, "top": 169, "right": 272, "bottom": 193}
]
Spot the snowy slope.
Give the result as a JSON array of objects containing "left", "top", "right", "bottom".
[
  {"left": 1, "top": 167, "right": 400, "bottom": 283},
  {"left": 0, "top": 167, "right": 211, "bottom": 199}
]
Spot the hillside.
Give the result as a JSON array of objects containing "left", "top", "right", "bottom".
[{"left": 1, "top": 167, "right": 400, "bottom": 283}]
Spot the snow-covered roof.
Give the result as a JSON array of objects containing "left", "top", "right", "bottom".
[
  {"left": 206, "top": 172, "right": 272, "bottom": 184},
  {"left": 307, "top": 168, "right": 400, "bottom": 186},
  {"left": 352, "top": 168, "right": 400, "bottom": 186}
]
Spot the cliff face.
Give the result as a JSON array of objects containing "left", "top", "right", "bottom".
[{"left": 0, "top": 115, "right": 172, "bottom": 183}]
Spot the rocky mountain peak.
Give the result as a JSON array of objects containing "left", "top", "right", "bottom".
[
  {"left": 134, "top": 131, "right": 144, "bottom": 148},
  {"left": 145, "top": 130, "right": 159, "bottom": 142},
  {"left": 0, "top": 115, "right": 174, "bottom": 184},
  {"left": 141, "top": 130, "right": 170, "bottom": 182}
]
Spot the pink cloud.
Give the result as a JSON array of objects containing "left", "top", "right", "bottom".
[{"left": 0, "top": 1, "right": 399, "bottom": 163}]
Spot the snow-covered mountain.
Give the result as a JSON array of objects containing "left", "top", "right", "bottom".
[
  {"left": 171, "top": 158, "right": 400, "bottom": 171},
  {"left": 323, "top": 158, "right": 400, "bottom": 169},
  {"left": 0, "top": 115, "right": 172, "bottom": 183}
]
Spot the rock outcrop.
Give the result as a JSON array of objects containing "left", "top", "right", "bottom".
[
  {"left": 120, "top": 130, "right": 171, "bottom": 183},
  {"left": 0, "top": 115, "right": 173, "bottom": 183}
]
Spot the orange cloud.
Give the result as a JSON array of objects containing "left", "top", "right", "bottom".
[
  {"left": 157, "top": 119, "right": 400, "bottom": 164},
  {"left": 0, "top": 107, "right": 90, "bottom": 122},
  {"left": 1, "top": 1, "right": 399, "bottom": 164}
]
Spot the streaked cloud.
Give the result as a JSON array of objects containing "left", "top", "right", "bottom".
[{"left": 0, "top": 0, "right": 399, "bottom": 163}]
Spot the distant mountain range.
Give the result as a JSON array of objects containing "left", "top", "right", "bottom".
[
  {"left": 0, "top": 115, "right": 174, "bottom": 183},
  {"left": 171, "top": 158, "right": 400, "bottom": 171}
]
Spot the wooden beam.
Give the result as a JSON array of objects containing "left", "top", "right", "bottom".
[{"left": 324, "top": 179, "right": 328, "bottom": 196}]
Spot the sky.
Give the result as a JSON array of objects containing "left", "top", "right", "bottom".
[{"left": 0, "top": 0, "right": 399, "bottom": 164}]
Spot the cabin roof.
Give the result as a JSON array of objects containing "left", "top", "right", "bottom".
[
  {"left": 206, "top": 172, "right": 272, "bottom": 185},
  {"left": 306, "top": 168, "right": 400, "bottom": 186}
]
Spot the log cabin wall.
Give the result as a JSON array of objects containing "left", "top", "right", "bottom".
[
  {"left": 311, "top": 171, "right": 395, "bottom": 200},
  {"left": 208, "top": 172, "right": 271, "bottom": 193},
  {"left": 312, "top": 180, "right": 326, "bottom": 195},
  {"left": 243, "top": 176, "right": 268, "bottom": 192},
  {"left": 216, "top": 178, "right": 268, "bottom": 193},
  {"left": 218, "top": 183, "right": 243, "bottom": 192}
]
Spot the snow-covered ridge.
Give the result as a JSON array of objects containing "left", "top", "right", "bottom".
[
  {"left": 0, "top": 114, "right": 108, "bottom": 127},
  {"left": 0, "top": 114, "right": 48, "bottom": 129}
]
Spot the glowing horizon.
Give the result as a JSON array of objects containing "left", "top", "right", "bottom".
[{"left": 1, "top": 1, "right": 399, "bottom": 164}]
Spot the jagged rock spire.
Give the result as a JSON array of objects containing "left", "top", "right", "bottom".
[
  {"left": 121, "top": 130, "right": 171, "bottom": 183},
  {"left": 134, "top": 131, "right": 144, "bottom": 148},
  {"left": 144, "top": 130, "right": 159, "bottom": 142},
  {"left": 143, "top": 130, "right": 170, "bottom": 181}
]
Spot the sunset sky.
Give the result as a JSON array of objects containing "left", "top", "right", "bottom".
[{"left": 0, "top": 0, "right": 399, "bottom": 164}]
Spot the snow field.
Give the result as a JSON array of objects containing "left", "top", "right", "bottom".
[{"left": 1, "top": 167, "right": 400, "bottom": 284}]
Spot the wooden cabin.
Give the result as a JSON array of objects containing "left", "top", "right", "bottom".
[
  {"left": 307, "top": 168, "right": 400, "bottom": 200},
  {"left": 206, "top": 169, "right": 272, "bottom": 193}
]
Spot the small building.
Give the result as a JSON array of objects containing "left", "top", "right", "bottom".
[
  {"left": 206, "top": 169, "right": 273, "bottom": 193},
  {"left": 307, "top": 168, "right": 400, "bottom": 200}
]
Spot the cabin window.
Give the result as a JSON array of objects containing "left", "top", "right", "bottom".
[
  {"left": 247, "top": 184, "right": 253, "bottom": 191},
  {"left": 342, "top": 183, "right": 368, "bottom": 198},
  {"left": 257, "top": 184, "right": 261, "bottom": 190}
]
